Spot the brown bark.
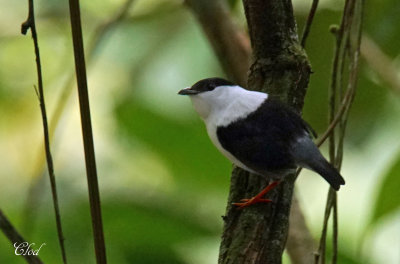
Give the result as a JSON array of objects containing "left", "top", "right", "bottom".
[
  {"left": 218, "top": 1, "right": 311, "bottom": 263},
  {"left": 21, "top": 0, "right": 67, "bottom": 262},
  {"left": 186, "top": 0, "right": 316, "bottom": 263},
  {"left": 68, "top": 0, "right": 107, "bottom": 263},
  {"left": 187, "top": 1, "right": 317, "bottom": 263}
]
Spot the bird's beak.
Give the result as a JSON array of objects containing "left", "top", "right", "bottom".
[{"left": 178, "top": 87, "right": 200, "bottom": 95}]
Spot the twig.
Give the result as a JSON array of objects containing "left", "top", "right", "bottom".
[
  {"left": 316, "top": 1, "right": 349, "bottom": 264},
  {"left": 67, "top": 0, "right": 107, "bottom": 263},
  {"left": 324, "top": 4, "right": 348, "bottom": 260},
  {"left": 0, "top": 209, "right": 44, "bottom": 264},
  {"left": 21, "top": 0, "right": 139, "bottom": 243},
  {"left": 301, "top": 0, "right": 319, "bottom": 48},
  {"left": 332, "top": 194, "right": 338, "bottom": 263},
  {"left": 316, "top": 81, "right": 354, "bottom": 147},
  {"left": 317, "top": 4, "right": 344, "bottom": 264},
  {"left": 296, "top": 74, "right": 357, "bottom": 178},
  {"left": 315, "top": 188, "right": 334, "bottom": 264},
  {"left": 23, "top": 0, "right": 137, "bottom": 222},
  {"left": 336, "top": 0, "right": 364, "bottom": 172},
  {"left": 21, "top": 1, "right": 67, "bottom": 263},
  {"left": 315, "top": 0, "right": 364, "bottom": 263}
]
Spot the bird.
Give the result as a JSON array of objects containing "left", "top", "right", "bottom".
[{"left": 178, "top": 77, "right": 345, "bottom": 208}]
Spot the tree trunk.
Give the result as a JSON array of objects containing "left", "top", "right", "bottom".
[{"left": 218, "top": 1, "right": 311, "bottom": 263}]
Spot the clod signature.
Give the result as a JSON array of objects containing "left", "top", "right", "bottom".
[{"left": 13, "top": 242, "right": 46, "bottom": 256}]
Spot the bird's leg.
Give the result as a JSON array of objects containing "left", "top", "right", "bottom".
[{"left": 233, "top": 181, "right": 280, "bottom": 209}]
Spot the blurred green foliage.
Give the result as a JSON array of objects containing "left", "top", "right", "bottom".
[
  {"left": 0, "top": 0, "right": 399, "bottom": 263},
  {"left": 371, "top": 153, "right": 400, "bottom": 226}
]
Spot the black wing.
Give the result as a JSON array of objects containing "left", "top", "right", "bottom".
[{"left": 216, "top": 98, "right": 313, "bottom": 176}]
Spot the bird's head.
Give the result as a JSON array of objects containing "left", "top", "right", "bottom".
[{"left": 178, "top": 77, "right": 237, "bottom": 120}]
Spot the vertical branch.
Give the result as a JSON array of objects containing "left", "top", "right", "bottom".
[
  {"left": 22, "top": 0, "right": 136, "bottom": 236},
  {"left": 325, "top": 21, "right": 340, "bottom": 264},
  {"left": 301, "top": 0, "right": 319, "bottom": 48},
  {"left": 315, "top": 188, "right": 334, "bottom": 264},
  {"left": 218, "top": 1, "right": 311, "bottom": 263},
  {"left": 67, "top": 0, "right": 107, "bottom": 263},
  {"left": 21, "top": 1, "right": 67, "bottom": 263},
  {"left": 0, "top": 209, "right": 44, "bottom": 264},
  {"left": 186, "top": 1, "right": 317, "bottom": 263},
  {"left": 316, "top": 0, "right": 364, "bottom": 263},
  {"left": 332, "top": 194, "right": 338, "bottom": 263}
]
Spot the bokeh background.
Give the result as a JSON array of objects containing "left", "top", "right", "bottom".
[{"left": 0, "top": 0, "right": 399, "bottom": 263}]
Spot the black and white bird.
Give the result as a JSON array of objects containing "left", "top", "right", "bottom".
[{"left": 178, "top": 77, "right": 345, "bottom": 207}]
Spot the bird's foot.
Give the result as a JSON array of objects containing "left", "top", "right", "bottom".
[
  {"left": 232, "top": 181, "right": 280, "bottom": 209},
  {"left": 232, "top": 198, "right": 272, "bottom": 208}
]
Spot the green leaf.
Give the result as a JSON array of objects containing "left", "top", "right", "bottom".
[{"left": 370, "top": 154, "right": 400, "bottom": 225}]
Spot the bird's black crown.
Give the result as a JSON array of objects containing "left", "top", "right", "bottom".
[{"left": 191, "top": 77, "right": 235, "bottom": 93}]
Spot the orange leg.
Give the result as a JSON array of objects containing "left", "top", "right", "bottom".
[{"left": 233, "top": 181, "right": 280, "bottom": 209}]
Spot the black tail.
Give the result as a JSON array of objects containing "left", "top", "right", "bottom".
[{"left": 310, "top": 159, "right": 345, "bottom": 191}]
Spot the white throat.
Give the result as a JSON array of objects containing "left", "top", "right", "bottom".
[
  {"left": 188, "top": 85, "right": 267, "bottom": 172},
  {"left": 189, "top": 85, "right": 268, "bottom": 126}
]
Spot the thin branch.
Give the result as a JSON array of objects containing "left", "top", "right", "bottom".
[
  {"left": 21, "top": 0, "right": 135, "bottom": 239},
  {"left": 67, "top": 0, "right": 107, "bottom": 263},
  {"left": 314, "top": 188, "right": 334, "bottom": 264},
  {"left": 21, "top": 1, "right": 67, "bottom": 263},
  {"left": 32, "top": 0, "right": 136, "bottom": 171},
  {"left": 316, "top": 0, "right": 364, "bottom": 263},
  {"left": 335, "top": 0, "right": 364, "bottom": 172},
  {"left": 332, "top": 194, "right": 338, "bottom": 263},
  {"left": 295, "top": 52, "right": 359, "bottom": 260},
  {"left": 316, "top": 81, "right": 354, "bottom": 147},
  {"left": 318, "top": 4, "right": 346, "bottom": 264},
  {"left": 24, "top": 0, "right": 136, "bottom": 206},
  {"left": 301, "top": 0, "right": 319, "bottom": 48},
  {"left": 296, "top": 76, "right": 356, "bottom": 183},
  {"left": 0, "top": 209, "right": 44, "bottom": 264}
]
